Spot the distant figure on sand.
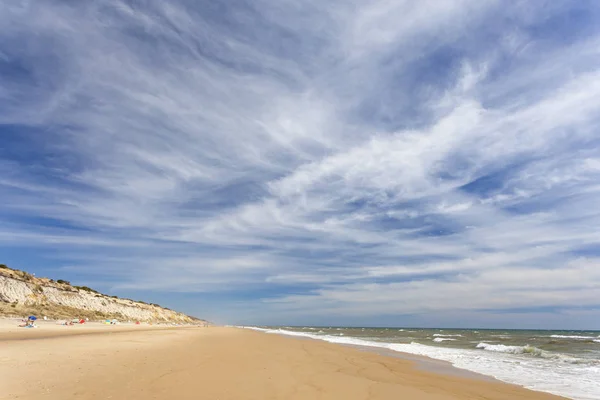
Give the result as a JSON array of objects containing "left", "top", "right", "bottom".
[{"left": 19, "top": 315, "right": 37, "bottom": 328}]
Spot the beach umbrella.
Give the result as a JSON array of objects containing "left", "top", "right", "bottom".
[{"left": 28, "top": 315, "right": 37, "bottom": 321}]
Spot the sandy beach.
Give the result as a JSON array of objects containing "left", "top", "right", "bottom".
[{"left": 0, "top": 322, "right": 566, "bottom": 400}]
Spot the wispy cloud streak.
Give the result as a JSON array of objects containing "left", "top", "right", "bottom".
[{"left": 1, "top": 0, "right": 600, "bottom": 326}]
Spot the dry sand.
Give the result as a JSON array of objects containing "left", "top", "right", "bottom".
[{"left": 0, "top": 322, "right": 566, "bottom": 400}]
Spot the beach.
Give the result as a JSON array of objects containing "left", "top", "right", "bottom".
[
  {"left": 0, "top": 322, "right": 566, "bottom": 400},
  {"left": 251, "top": 327, "right": 599, "bottom": 399}
]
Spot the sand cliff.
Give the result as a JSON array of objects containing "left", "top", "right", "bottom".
[{"left": 0, "top": 265, "right": 206, "bottom": 324}]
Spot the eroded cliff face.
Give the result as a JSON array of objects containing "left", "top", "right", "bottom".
[{"left": 0, "top": 267, "right": 206, "bottom": 324}]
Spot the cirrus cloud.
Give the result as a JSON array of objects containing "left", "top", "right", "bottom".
[{"left": 1, "top": 0, "right": 600, "bottom": 327}]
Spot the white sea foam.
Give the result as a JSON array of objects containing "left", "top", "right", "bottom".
[
  {"left": 433, "top": 337, "right": 456, "bottom": 342},
  {"left": 477, "top": 343, "right": 592, "bottom": 365},
  {"left": 433, "top": 334, "right": 462, "bottom": 337},
  {"left": 477, "top": 342, "right": 542, "bottom": 355},
  {"left": 244, "top": 327, "right": 600, "bottom": 400}
]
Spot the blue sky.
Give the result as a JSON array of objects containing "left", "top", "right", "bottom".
[{"left": 2, "top": 1, "right": 600, "bottom": 329}]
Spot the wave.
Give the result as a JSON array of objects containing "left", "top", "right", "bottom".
[
  {"left": 433, "top": 333, "right": 462, "bottom": 337},
  {"left": 475, "top": 342, "right": 592, "bottom": 364},
  {"left": 477, "top": 342, "right": 543, "bottom": 356},
  {"left": 247, "top": 327, "right": 596, "bottom": 366},
  {"left": 550, "top": 335, "right": 596, "bottom": 340}
]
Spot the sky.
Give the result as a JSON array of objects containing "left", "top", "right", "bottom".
[{"left": 1, "top": 1, "right": 600, "bottom": 329}]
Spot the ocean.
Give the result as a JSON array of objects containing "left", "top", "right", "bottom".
[{"left": 245, "top": 326, "right": 600, "bottom": 400}]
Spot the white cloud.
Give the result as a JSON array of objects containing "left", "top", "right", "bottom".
[{"left": 1, "top": 0, "right": 600, "bottom": 326}]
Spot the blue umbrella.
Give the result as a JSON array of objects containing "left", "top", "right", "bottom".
[{"left": 28, "top": 316, "right": 37, "bottom": 321}]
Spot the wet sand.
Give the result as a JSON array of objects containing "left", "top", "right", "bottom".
[{"left": 0, "top": 325, "right": 566, "bottom": 399}]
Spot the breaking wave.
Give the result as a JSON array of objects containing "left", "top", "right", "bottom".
[{"left": 476, "top": 343, "right": 592, "bottom": 364}]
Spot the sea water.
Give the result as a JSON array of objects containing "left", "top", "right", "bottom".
[{"left": 244, "top": 326, "right": 600, "bottom": 400}]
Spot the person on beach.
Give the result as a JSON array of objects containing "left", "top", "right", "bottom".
[{"left": 19, "top": 316, "right": 37, "bottom": 328}]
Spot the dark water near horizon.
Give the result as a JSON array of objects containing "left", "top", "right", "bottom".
[{"left": 246, "top": 326, "right": 600, "bottom": 400}]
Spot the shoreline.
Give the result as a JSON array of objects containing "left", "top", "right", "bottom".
[
  {"left": 347, "top": 342, "right": 499, "bottom": 382},
  {"left": 0, "top": 325, "right": 566, "bottom": 399},
  {"left": 245, "top": 326, "right": 499, "bottom": 383},
  {"left": 245, "top": 326, "right": 597, "bottom": 399}
]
